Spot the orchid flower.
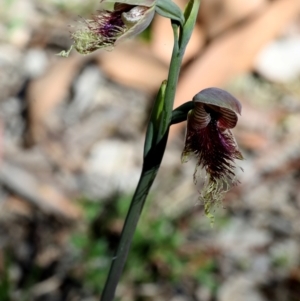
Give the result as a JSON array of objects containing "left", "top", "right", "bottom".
[
  {"left": 181, "top": 88, "right": 243, "bottom": 223},
  {"left": 70, "top": 0, "right": 156, "bottom": 55},
  {"left": 59, "top": 0, "right": 184, "bottom": 57}
]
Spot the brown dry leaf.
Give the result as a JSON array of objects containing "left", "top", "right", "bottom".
[
  {"left": 0, "top": 162, "right": 81, "bottom": 220},
  {"left": 37, "top": 184, "right": 82, "bottom": 220},
  {"left": 170, "top": 0, "right": 300, "bottom": 139},
  {"left": 200, "top": 0, "right": 268, "bottom": 37},
  {"left": 96, "top": 40, "right": 168, "bottom": 93},
  {"left": 26, "top": 54, "right": 87, "bottom": 144},
  {"left": 2, "top": 196, "right": 33, "bottom": 218}
]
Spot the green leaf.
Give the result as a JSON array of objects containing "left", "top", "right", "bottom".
[
  {"left": 155, "top": 0, "right": 185, "bottom": 25},
  {"left": 183, "top": 0, "right": 194, "bottom": 22},
  {"left": 143, "top": 122, "right": 154, "bottom": 156},
  {"left": 181, "top": 0, "right": 201, "bottom": 48},
  {"left": 143, "top": 80, "right": 167, "bottom": 157}
]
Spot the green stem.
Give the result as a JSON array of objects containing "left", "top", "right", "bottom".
[
  {"left": 100, "top": 25, "right": 181, "bottom": 300},
  {"left": 100, "top": 2, "right": 201, "bottom": 300},
  {"left": 99, "top": 167, "right": 158, "bottom": 301}
]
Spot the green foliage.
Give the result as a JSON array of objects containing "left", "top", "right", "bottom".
[
  {"left": 0, "top": 194, "right": 219, "bottom": 299},
  {"left": 195, "top": 259, "right": 218, "bottom": 293},
  {"left": 127, "top": 207, "right": 185, "bottom": 282},
  {"left": 71, "top": 195, "right": 219, "bottom": 296},
  {"left": 69, "top": 200, "right": 111, "bottom": 294}
]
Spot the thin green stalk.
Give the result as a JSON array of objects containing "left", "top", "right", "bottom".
[
  {"left": 100, "top": 1, "right": 201, "bottom": 300},
  {"left": 100, "top": 25, "right": 181, "bottom": 298}
]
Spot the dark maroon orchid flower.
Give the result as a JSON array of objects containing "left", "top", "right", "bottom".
[{"left": 181, "top": 87, "right": 243, "bottom": 223}]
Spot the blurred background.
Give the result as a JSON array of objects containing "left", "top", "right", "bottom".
[{"left": 1, "top": 0, "right": 300, "bottom": 300}]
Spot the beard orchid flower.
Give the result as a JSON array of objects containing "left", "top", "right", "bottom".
[
  {"left": 181, "top": 88, "right": 243, "bottom": 223},
  {"left": 59, "top": 0, "right": 185, "bottom": 57},
  {"left": 64, "top": 0, "right": 156, "bottom": 56}
]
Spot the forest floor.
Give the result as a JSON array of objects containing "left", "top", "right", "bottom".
[{"left": 1, "top": 0, "right": 300, "bottom": 300}]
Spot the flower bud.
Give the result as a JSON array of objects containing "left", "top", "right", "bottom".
[{"left": 181, "top": 88, "right": 243, "bottom": 223}]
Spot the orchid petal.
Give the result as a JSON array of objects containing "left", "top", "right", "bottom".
[
  {"left": 193, "top": 87, "right": 242, "bottom": 115},
  {"left": 189, "top": 104, "right": 211, "bottom": 129}
]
